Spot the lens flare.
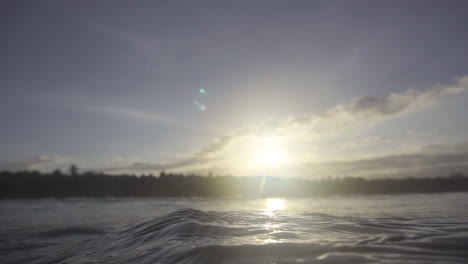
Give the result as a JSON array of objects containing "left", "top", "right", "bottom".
[{"left": 194, "top": 101, "right": 207, "bottom": 111}]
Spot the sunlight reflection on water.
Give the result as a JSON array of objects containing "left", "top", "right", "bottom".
[
  {"left": 2, "top": 195, "right": 468, "bottom": 264},
  {"left": 263, "top": 198, "right": 286, "bottom": 218}
]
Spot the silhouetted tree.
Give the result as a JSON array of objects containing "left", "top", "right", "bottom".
[
  {"left": 52, "top": 169, "right": 63, "bottom": 176},
  {"left": 0, "top": 169, "right": 467, "bottom": 198},
  {"left": 70, "top": 165, "right": 79, "bottom": 176}
]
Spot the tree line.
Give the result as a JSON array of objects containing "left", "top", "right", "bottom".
[{"left": 1, "top": 166, "right": 467, "bottom": 198}]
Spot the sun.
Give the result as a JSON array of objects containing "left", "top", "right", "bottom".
[
  {"left": 249, "top": 136, "right": 288, "bottom": 169},
  {"left": 260, "top": 150, "right": 285, "bottom": 168},
  {"left": 266, "top": 198, "right": 285, "bottom": 210}
]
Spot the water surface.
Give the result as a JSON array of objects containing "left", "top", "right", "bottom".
[{"left": 1, "top": 193, "right": 468, "bottom": 263}]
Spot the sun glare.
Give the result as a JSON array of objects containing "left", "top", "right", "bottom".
[
  {"left": 250, "top": 136, "right": 287, "bottom": 169},
  {"left": 261, "top": 150, "right": 285, "bottom": 167},
  {"left": 266, "top": 198, "right": 285, "bottom": 211}
]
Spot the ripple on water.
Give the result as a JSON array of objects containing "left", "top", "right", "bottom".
[{"left": 2, "top": 208, "right": 468, "bottom": 264}]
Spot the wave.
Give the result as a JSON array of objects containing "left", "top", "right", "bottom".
[{"left": 3, "top": 209, "right": 468, "bottom": 263}]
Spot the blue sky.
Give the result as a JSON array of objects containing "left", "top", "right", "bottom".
[{"left": 1, "top": 0, "right": 468, "bottom": 178}]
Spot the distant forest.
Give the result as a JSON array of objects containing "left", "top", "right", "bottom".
[{"left": 1, "top": 166, "right": 468, "bottom": 198}]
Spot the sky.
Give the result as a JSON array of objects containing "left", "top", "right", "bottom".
[{"left": 1, "top": 0, "right": 468, "bottom": 178}]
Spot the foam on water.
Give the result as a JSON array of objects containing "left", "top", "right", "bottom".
[{"left": 2, "top": 208, "right": 468, "bottom": 264}]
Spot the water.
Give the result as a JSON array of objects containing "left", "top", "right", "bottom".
[{"left": 1, "top": 193, "right": 468, "bottom": 263}]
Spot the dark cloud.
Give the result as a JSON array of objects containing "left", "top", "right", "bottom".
[{"left": 343, "top": 92, "right": 417, "bottom": 116}]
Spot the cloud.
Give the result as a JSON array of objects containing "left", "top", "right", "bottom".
[
  {"left": 194, "top": 75, "right": 468, "bottom": 157},
  {"left": 0, "top": 155, "right": 58, "bottom": 171},
  {"left": 85, "top": 20, "right": 182, "bottom": 75},
  {"left": 342, "top": 136, "right": 392, "bottom": 150},
  {"left": 31, "top": 89, "right": 197, "bottom": 129},
  {"left": 89, "top": 106, "right": 174, "bottom": 123},
  {"left": 85, "top": 105, "right": 205, "bottom": 131},
  {"left": 131, "top": 157, "right": 207, "bottom": 171},
  {"left": 95, "top": 75, "right": 468, "bottom": 175},
  {"left": 104, "top": 140, "right": 468, "bottom": 178},
  {"left": 82, "top": 18, "right": 158, "bottom": 52},
  {"left": 103, "top": 156, "right": 215, "bottom": 173},
  {"left": 342, "top": 91, "right": 421, "bottom": 116},
  {"left": 281, "top": 144, "right": 468, "bottom": 178},
  {"left": 291, "top": 74, "right": 467, "bottom": 125},
  {"left": 423, "top": 141, "right": 468, "bottom": 155},
  {"left": 197, "top": 135, "right": 233, "bottom": 156},
  {"left": 195, "top": 127, "right": 254, "bottom": 156}
]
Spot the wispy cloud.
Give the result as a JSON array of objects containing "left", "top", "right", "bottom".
[
  {"left": 103, "top": 156, "right": 215, "bottom": 173},
  {"left": 0, "top": 155, "right": 65, "bottom": 171},
  {"left": 84, "top": 19, "right": 182, "bottom": 75},
  {"left": 287, "top": 75, "right": 467, "bottom": 126},
  {"left": 99, "top": 75, "right": 468, "bottom": 176},
  {"left": 86, "top": 105, "right": 192, "bottom": 127},
  {"left": 278, "top": 141, "right": 468, "bottom": 178},
  {"left": 193, "top": 75, "right": 468, "bottom": 157}
]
